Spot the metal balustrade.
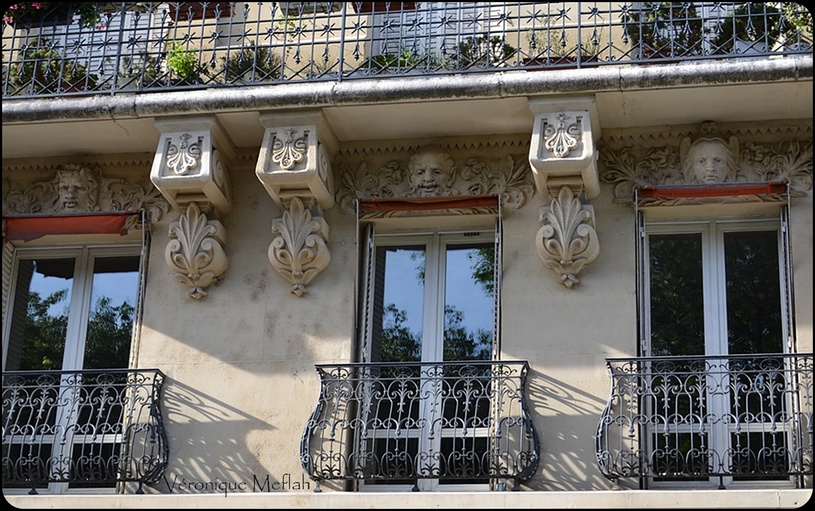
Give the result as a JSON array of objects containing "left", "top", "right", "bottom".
[
  {"left": 2, "top": 369, "right": 168, "bottom": 494},
  {"left": 1, "top": 2, "right": 812, "bottom": 98},
  {"left": 301, "top": 361, "right": 539, "bottom": 491},
  {"left": 596, "top": 353, "right": 813, "bottom": 489}
]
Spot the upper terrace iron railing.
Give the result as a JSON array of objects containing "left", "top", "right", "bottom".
[
  {"left": 301, "top": 360, "right": 539, "bottom": 491},
  {"left": 1, "top": 369, "right": 168, "bottom": 494},
  {"left": 1, "top": 2, "right": 812, "bottom": 99},
  {"left": 596, "top": 353, "right": 813, "bottom": 489}
]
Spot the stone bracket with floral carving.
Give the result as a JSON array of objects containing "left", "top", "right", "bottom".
[
  {"left": 528, "top": 97, "right": 601, "bottom": 200},
  {"left": 528, "top": 97, "right": 602, "bottom": 287},
  {"left": 150, "top": 116, "right": 235, "bottom": 299},
  {"left": 255, "top": 110, "right": 338, "bottom": 296}
]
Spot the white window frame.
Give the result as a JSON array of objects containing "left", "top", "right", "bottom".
[
  {"left": 358, "top": 224, "right": 500, "bottom": 492},
  {"left": 641, "top": 215, "right": 796, "bottom": 489},
  {"left": 2, "top": 241, "right": 144, "bottom": 495}
]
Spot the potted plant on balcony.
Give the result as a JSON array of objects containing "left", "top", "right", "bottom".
[
  {"left": 220, "top": 45, "right": 281, "bottom": 84},
  {"left": 458, "top": 35, "right": 516, "bottom": 69},
  {"left": 166, "top": 42, "right": 205, "bottom": 85},
  {"left": 710, "top": 2, "right": 785, "bottom": 55},
  {"left": 622, "top": 2, "right": 704, "bottom": 59},
  {"left": 3, "top": 2, "right": 101, "bottom": 28},
  {"left": 8, "top": 39, "right": 98, "bottom": 94}
]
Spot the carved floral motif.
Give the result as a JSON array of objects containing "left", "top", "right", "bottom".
[
  {"left": 336, "top": 151, "right": 534, "bottom": 213},
  {"left": 165, "top": 133, "right": 202, "bottom": 175},
  {"left": 268, "top": 197, "right": 330, "bottom": 297},
  {"left": 2, "top": 164, "right": 169, "bottom": 222},
  {"left": 166, "top": 202, "right": 228, "bottom": 300},
  {"left": 600, "top": 135, "right": 813, "bottom": 203},
  {"left": 535, "top": 186, "right": 600, "bottom": 288},
  {"left": 544, "top": 113, "right": 581, "bottom": 158},
  {"left": 271, "top": 128, "right": 308, "bottom": 171}
]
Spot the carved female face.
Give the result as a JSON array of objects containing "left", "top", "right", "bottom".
[
  {"left": 687, "top": 140, "right": 732, "bottom": 184},
  {"left": 408, "top": 148, "right": 456, "bottom": 197}
]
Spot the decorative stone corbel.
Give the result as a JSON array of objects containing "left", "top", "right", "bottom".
[
  {"left": 528, "top": 97, "right": 601, "bottom": 287},
  {"left": 528, "top": 97, "right": 600, "bottom": 199},
  {"left": 535, "top": 186, "right": 600, "bottom": 288},
  {"left": 150, "top": 117, "right": 235, "bottom": 299},
  {"left": 256, "top": 110, "right": 338, "bottom": 296}
]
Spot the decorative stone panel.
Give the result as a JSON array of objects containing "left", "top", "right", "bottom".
[
  {"left": 150, "top": 117, "right": 234, "bottom": 216},
  {"left": 528, "top": 97, "right": 601, "bottom": 200},
  {"left": 255, "top": 110, "right": 338, "bottom": 296},
  {"left": 599, "top": 121, "right": 813, "bottom": 204},
  {"left": 334, "top": 136, "right": 535, "bottom": 214},
  {"left": 2, "top": 162, "right": 168, "bottom": 221}
]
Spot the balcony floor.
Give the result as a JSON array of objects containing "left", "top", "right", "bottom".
[{"left": 5, "top": 488, "right": 811, "bottom": 509}]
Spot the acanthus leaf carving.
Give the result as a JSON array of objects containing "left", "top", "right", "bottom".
[
  {"left": 166, "top": 202, "right": 228, "bottom": 300},
  {"left": 535, "top": 186, "right": 600, "bottom": 288},
  {"left": 269, "top": 196, "right": 330, "bottom": 297}
]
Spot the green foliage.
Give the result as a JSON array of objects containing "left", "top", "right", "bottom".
[
  {"left": 9, "top": 39, "right": 98, "bottom": 94},
  {"left": 368, "top": 47, "right": 424, "bottom": 71},
  {"left": 221, "top": 46, "right": 281, "bottom": 83},
  {"left": 166, "top": 43, "right": 201, "bottom": 80},
  {"left": 117, "top": 52, "right": 161, "bottom": 87},
  {"left": 3, "top": 2, "right": 100, "bottom": 29},
  {"left": 19, "top": 290, "right": 133, "bottom": 371},
  {"left": 622, "top": 2, "right": 704, "bottom": 55},
  {"left": 19, "top": 289, "right": 68, "bottom": 370},
  {"left": 458, "top": 35, "right": 516, "bottom": 67},
  {"left": 711, "top": 2, "right": 784, "bottom": 53}
]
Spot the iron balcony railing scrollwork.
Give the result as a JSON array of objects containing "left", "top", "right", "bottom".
[
  {"left": 1, "top": 2, "right": 812, "bottom": 99},
  {"left": 596, "top": 353, "right": 813, "bottom": 489},
  {"left": 301, "top": 360, "right": 540, "bottom": 491},
  {"left": 2, "top": 369, "right": 169, "bottom": 494}
]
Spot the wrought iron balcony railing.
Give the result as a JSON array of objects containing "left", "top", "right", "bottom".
[
  {"left": 596, "top": 353, "right": 813, "bottom": 489},
  {"left": 2, "top": 369, "right": 168, "bottom": 494},
  {"left": 1, "top": 2, "right": 812, "bottom": 99},
  {"left": 301, "top": 361, "right": 539, "bottom": 491}
]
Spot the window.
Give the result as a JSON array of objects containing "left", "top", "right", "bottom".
[
  {"left": 357, "top": 222, "right": 501, "bottom": 491},
  {"left": 2, "top": 242, "right": 144, "bottom": 493},
  {"left": 640, "top": 214, "right": 798, "bottom": 487}
]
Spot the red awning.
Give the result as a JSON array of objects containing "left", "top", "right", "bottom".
[
  {"left": 3, "top": 212, "right": 140, "bottom": 242},
  {"left": 637, "top": 182, "right": 787, "bottom": 199},
  {"left": 358, "top": 195, "right": 499, "bottom": 213}
]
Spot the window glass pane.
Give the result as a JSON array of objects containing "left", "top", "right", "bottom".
[
  {"left": 443, "top": 245, "right": 493, "bottom": 362},
  {"left": 5, "top": 257, "right": 75, "bottom": 371},
  {"left": 724, "top": 231, "right": 782, "bottom": 355},
  {"left": 649, "top": 234, "right": 705, "bottom": 356},
  {"left": 83, "top": 256, "right": 140, "bottom": 369},
  {"left": 376, "top": 246, "right": 425, "bottom": 363}
]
